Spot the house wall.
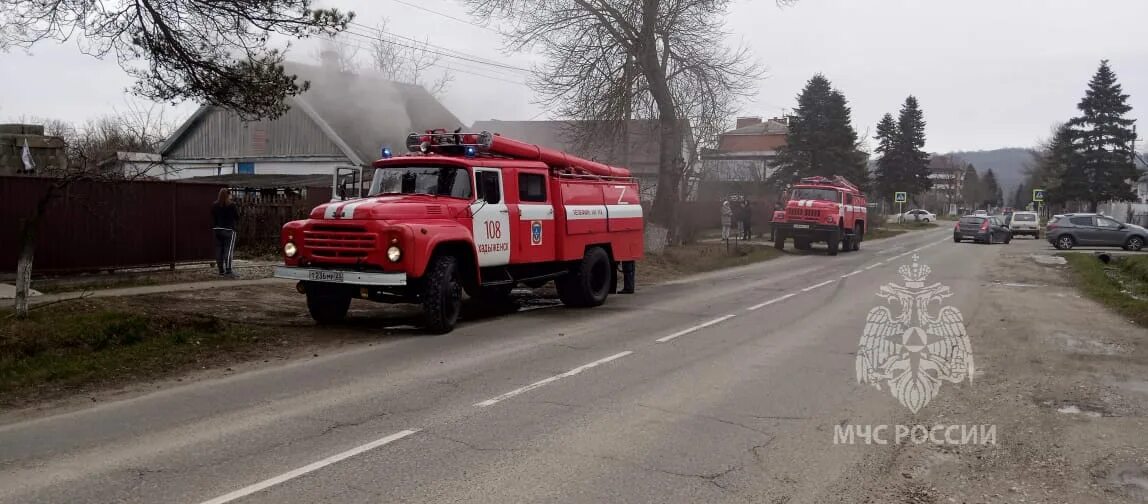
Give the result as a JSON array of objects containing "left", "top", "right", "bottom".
[
  {"left": 163, "top": 159, "right": 350, "bottom": 180},
  {"left": 165, "top": 106, "right": 346, "bottom": 160},
  {"left": 718, "top": 134, "right": 786, "bottom": 152}
]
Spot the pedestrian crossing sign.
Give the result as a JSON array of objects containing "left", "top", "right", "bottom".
[
  {"left": 894, "top": 192, "right": 907, "bottom": 203},
  {"left": 1032, "top": 189, "right": 1044, "bottom": 202}
]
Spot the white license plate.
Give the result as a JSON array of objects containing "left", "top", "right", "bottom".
[
  {"left": 793, "top": 224, "right": 810, "bottom": 229},
  {"left": 309, "top": 270, "right": 344, "bottom": 282}
]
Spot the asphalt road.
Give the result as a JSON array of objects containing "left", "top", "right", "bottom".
[{"left": 0, "top": 227, "right": 991, "bottom": 503}]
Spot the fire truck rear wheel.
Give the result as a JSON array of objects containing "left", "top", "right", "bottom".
[
  {"left": 306, "top": 284, "right": 351, "bottom": 325},
  {"left": 851, "top": 224, "right": 862, "bottom": 251},
  {"left": 423, "top": 255, "right": 463, "bottom": 333},
  {"left": 557, "top": 246, "right": 611, "bottom": 308}
]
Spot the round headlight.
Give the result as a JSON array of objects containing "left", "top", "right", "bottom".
[
  {"left": 284, "top": 242, "right": 297, "bottom": 258},
  {"left": 386, "top": 245, "right": 402, "bottom": 262}
]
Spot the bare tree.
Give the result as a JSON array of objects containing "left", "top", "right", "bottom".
[
  {"left": 366, "top": 22, "right": 453, "bottom": 97},
  {"left": 930, "top": 153, "right": 965, "bottom": 215},
  {"left": 1, "top": 0, "right": 353, "bottom": 119},
  {"left": 9, "top": 110, "right": 173, "bottom": 318},
  {"left": 466, "top": 0, "right": 792, "bottom": 226},
  {"left": 315, "top": 36, "right": 361, "bottom": 73}
]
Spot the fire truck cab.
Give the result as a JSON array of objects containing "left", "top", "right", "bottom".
[
  {"left": 273, "top": 130, "right": 643, "bottom": 333},
  {"left": 770, "top": 175, "right": 867, "bottom": 256}
]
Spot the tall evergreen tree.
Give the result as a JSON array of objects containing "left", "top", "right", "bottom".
[
  {"left": 1012, "top": 183, "right": 1029, "bottom": 209},
  {"left": 872, "top": 113, "right": 900, "bottom": 200},
  {"left": 960, "top": 164, "right": 981, "bottom": 208},
  {"left": 981, "top": 169, "right": 1002, "bottom": 208},
  {"left": 768, "top": 74, "right": 870, "bottom": 189},
  {"left": 1033, "top": 124, "right": 1079, "bottom": 206},
  {"left": 1065, "top": 60, "right": 1138, "bottom": 211},
  {"left": 896, "top": 96, "right": 933, "bottom": 198}
]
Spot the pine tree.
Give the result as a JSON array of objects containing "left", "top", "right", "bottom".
[
  {"left": 960, "top": 164, "right": 981, "bottom": 209},
  {"left": 982, "top": 169, "right": 1001, "bottom": 208},
  {"left": 1065, "top": 60, "right": 1138, "bottom": 211},
  {"left": 872, "top": 113, "right": 900, "bottom": 200},
  {"left": 896, "top": 96, "right": 933, "bottom": 198},
  {"left": 1035, "top": 124, "right": 1079, "bottom": 206},
  {"left": 1013, "top": 183, "right": 1029, "bottom": 209},
  {"left": 768, "top": 74, "right": 870, "bottom": 189}
]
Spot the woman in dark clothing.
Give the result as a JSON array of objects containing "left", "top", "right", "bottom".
[
  {"left": 211, "top": 188, "right": 239, "bottom": 277},
  {"left": 741, "top": 200, "right": 753, "bottom": 240}
]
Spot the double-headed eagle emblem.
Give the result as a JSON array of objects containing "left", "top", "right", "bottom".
[{"left": 856, "top": 255, "right": 974, "bottom": 413}]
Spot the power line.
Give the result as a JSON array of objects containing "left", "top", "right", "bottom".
[
  {"left": 381, "top": 0, "right": 501, "bottom": 33},
  {"left": 345, "top": 22, "right": 529, "bottom": 73},
  {"left": 339, "top": 29, "right": 530, "bottom": 82},
  {"left": 325, "top": 37, "right": 530, "bottom": 87}
]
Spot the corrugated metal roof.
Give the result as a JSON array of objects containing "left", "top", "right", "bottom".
[{"left": 162, "top": 62, "right": 464, "bottom": 165}]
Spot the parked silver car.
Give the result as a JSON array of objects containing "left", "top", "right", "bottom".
[{"left": 1046, "top": 213, "right": 1147, "bottom": 251}]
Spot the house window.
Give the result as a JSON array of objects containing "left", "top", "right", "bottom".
[{"left": 518, "top": 173, "right": 547, "bottom": 202}]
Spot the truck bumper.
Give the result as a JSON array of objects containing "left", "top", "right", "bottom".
[
  {"left": 772, "top": 222, "right": 838, "bottom": 239},
  {"left": 273, "top": 266, "right": 408, "bottom": 286}
]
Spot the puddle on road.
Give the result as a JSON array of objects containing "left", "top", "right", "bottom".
[
  {"left": 1031, "top": 254, "right": 1067, "bottom": 265},
  {"left": 1045, "top": 331, "right": 1125, "bottom": 355},
  {"left": 1055, "top": 405, "right": 1103, "bottom": 418}
]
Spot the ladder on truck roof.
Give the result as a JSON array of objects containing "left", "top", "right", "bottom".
[
  {"left": 403, "top": 129, "right": 635, "bottom": 181},
  {"left": 798, "top": 175, "right": 860, "bottom": 193}
]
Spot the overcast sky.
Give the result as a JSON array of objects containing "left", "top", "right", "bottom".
[{"left": 1, "top": 0, "right": 1145, "bottom": 152}]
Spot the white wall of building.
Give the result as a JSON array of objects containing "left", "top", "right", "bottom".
[{"left": 159, "top": 159, "right": 349, "bottom": 180}]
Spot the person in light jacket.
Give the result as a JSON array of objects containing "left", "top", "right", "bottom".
[{"left": 721, "top": 200, "right": 733, "bottom": 241}]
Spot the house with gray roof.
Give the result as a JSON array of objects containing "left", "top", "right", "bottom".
[
  {"left": 160, "top": 60, "right": 463, "bottom": 180},
  {"left": 470, "top": 119, "right": 691, "bottom": 202}
]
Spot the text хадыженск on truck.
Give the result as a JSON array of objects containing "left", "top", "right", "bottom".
[
  {"left": 273, "top": 130, "right": 644, "bottom": 333},
  {"left": 770, "top": 176, "right": 868, "bottom": 256}
]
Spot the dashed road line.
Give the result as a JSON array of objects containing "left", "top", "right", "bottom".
[
  {"left": 655, "top": 315, "right": 738, "bottom": 343},
  {"left": 841, "top": 270, "right": 863, "bottom": 278},
  {"left": 801, "top": 280, "right": 835, "bottom": 292},
  {"left": 747, "top": 293, "right": 796, "bottom": 311},
  {"left": 475, "top": 351, "right": 634, "bottom": 407},
  {"left": 864, "top": 262, "right": 885, "bottom": 270},
  {"left": 198, "top": 429, "right": 421, "bottom": 504}
]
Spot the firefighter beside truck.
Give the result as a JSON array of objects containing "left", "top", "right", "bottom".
[
  {"left": 273, "top": 130, "right": 643, "bottom": 333},
  {"left": 770, "top": 176, "right": 868, "bottom": 256}
]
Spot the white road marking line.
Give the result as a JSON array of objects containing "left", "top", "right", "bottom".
[
  {"left": 198, "top": 429, "right": 420, "bottom": 504},
  {"left": 655, "top": 315, "right": 737, "bottom": 343},
  {"left": 475, "top": 351, "right": 633, "bottom": 407},
  {"left": 801, "top": 280, "right": 835, "bottom": 292},
  {"left": 865, "top": 262, "right": 885, "bottom": 270},
  {"left": 747, "top": 293, "right": 796, "bottom": 311},
  {"left": 841, "top": 270, "right": 863, "bottom": 278}
]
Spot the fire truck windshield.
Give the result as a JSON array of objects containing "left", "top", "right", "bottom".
[
  {"left": 369, "top": 166, "right": 473, "bottom": 199},
  {"left": 790, "top": 188, "right": 840, "bottom": 202}
]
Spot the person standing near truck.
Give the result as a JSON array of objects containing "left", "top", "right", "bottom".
[
  {"left": 211, "top": 188, "right": 240, "bottom": 277},
  {"left": 721, "top": 200, "right": 733, "bottom": 241},
  {"left": 740, "top": 200, "right": 753, "bottom": 240}
]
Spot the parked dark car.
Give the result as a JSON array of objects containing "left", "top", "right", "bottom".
[
  {"left": 953, "top": 215, "right": 1012, "bottom": 244},
  {"left": 1046, "top": 213, "right": 1147, "bottom": 251}
]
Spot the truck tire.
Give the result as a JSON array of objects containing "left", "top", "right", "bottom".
[
  {"left": 422, "top": 255, "right": 463, "bottom": 333},
  {"left": 556, "top": 246, "right": 611, "bottom": 308},
  {"left": 827, "top": 229, "right": 840, "bottom": 256},
  {"left": 774, "top": 231, "right": 785, "bottom": 250},
  {"left": 851, "top": 224, "right": 862, "bottom": 251},
  {"left": 306, "top": 285, "right": 351, "bottom": 325}
]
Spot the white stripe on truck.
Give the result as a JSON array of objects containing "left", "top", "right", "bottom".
[{"left": 565, "top": 204, "right": 643, "bottom": 220}]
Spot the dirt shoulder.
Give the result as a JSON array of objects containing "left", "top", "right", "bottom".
[
  {"left": 841, "top": 239, "right": 1148, "bottom": 503},
  {"left": 0, "top": 241, "right": 782, "bottom": 414}
]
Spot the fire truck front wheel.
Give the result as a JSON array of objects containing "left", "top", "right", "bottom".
[
  {"left": 306, "top": 284, "right": 352, "bottom": 325},
  {"left": 422, "top": 255, "right": 463, "bottom": 333},
  {"left": 557, "top": 246, "right": 611, "bottom": 308}
]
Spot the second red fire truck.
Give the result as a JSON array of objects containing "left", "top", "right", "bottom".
[
  {"left": 273, "top": 130, "right": 644, "bottom": 333},
  {"left": 770, "top": 175, "right": 868, "bottom": 255}
]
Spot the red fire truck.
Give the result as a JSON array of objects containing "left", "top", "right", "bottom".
[
  {"left": 770, "top": 175, "right": 868, "bottom": 255},
  {"left": 273, "top": 130, "right": 644, "bottom": 333}
]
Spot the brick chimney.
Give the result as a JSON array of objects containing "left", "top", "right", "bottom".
[{"left": 735, "top": 117, "right": 762, "bottom": 129}]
